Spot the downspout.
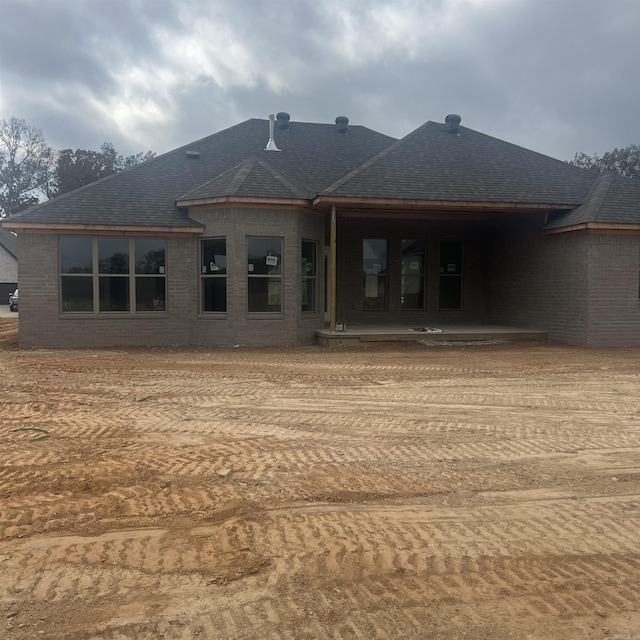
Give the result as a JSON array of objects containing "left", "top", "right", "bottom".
[{"left": 330, "top": 205, "right": 337, "bottom": 332}]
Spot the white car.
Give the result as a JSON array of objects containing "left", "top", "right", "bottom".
[{"left": 9, "top": 288, "right": 18, "bottom": 312}]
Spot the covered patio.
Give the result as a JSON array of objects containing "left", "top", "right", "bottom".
[{"left": 320, "top": 200, "right": 556, "bottom": 345}]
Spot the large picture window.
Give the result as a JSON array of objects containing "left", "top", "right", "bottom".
[
  {"left": 401, "top": 239, "right": 426, "bottom": 310},
  {"left": 60, "top": 236, "right": 166, "bottom": 314},
  {"left": 301, "top": 240, "right": 317, "bottom": 313},
  {"left": 363, "top": 239, "right": 387, "bottom": 311},
  {"left": 439, "top": 240, "right": 463, "bottom": 310},
  {"left": 247, "top": 237, "right": 282, "bottom": 313},
  {"left": 201, "top": 238, "right": 227, "bottom": 312}
]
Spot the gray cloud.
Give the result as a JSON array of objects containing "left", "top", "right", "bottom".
[{"left": 0, "top": 0, "right": 638, "bottom": 162}]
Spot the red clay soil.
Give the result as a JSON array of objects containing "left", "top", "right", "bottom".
[{"left": 1, "top": 316, "right": 639, "bottom": 639}]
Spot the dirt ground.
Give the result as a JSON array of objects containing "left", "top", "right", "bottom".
[{"left": 1, "top": 317, "right": 639, "bottom": 640}]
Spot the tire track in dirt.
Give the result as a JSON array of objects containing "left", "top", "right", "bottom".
[
  {"left": 243, "top": 498, "right": 640, "bottom": 625},
  {"left": 3, "top": 343, "right": 640, "bottom": 640},
  {"left": 135, "top": 386, "right": 638, "bottom": 414}
]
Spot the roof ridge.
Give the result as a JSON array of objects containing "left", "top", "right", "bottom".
[
  {"left": 8, "top": 120, "right": 262, "bottom": 221},
  {"left": 542, "top": 171, "right": 617, "bottom": 231},
  {"left": 254, "top": 159, "right": 314, "bottom": 198},
  {"left": 176, "top": 157, "right": 259, "bottom": 200},
  {"left": 320, "top": 122, "right": 432, "bottom": 196},
  {"left": 227, "top": 157, "right": 259, "bottom": 195},
  {"left": 585, "top": 172, "right": 616, "bottom": 222},
  {"left": 177, "top": 155, "right": 315, "bottom": 201},
  {"left": 459, "top": 125, "right": 604, "bottom": 186}
]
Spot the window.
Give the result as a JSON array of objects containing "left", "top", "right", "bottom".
[
  {"left": 247, "top": 237, "right": 282, "bottom": 313},
  {"left": 98, "top": 238, "right": 130, "bottom": 311},
  {"left": 363, "top": 239, "right": 387, "bottom": 310},
  {"left": 135, "top": 238, "right": 166, "bottom": 312},
  {"left": 439, "top": 240, "right": 462, "bottom": 310},
  {"left": 60, "top": 237, "right": 94, "bottom": 312},
  {"left": 301, "top": 240, "right": 317, "bottom": 313},
  {"left": 401, "top": 239, "right": 426, "bottom": 310},
  {"left": 60, "top": 236, "right": 166, "bottom": 314},
  {"left": 201, "top": 238, "right": 227, "bottom": 312}
]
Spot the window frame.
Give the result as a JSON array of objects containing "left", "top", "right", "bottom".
[
  {"left": 200, "top": 237, "right": 227, "bottom": 314},
  {"left": 246, "top": 236, "right": 284, "bottom": 314},
  {"left": 401, "top": 238, "right": 426, "bottom": 311},
  {"left": 362, "top": 238, "right": 388, "bottom": 311},
  {"left": 438, "top": 239, "right": 463, "bottom": 311},
  {"left": 301, "top": 239, "right": 318, "bottom": 314},
  {"left": 59, "top": 236, "right": 167, "bottom": 315}
]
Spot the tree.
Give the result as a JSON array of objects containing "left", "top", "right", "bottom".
[
  {"left": 52, "top": 142, "right": 155, "bottom": 197},
  {"left": 569, "top": 144, "right": 640, "bottom": 180},
  {"left": 0, "top": 117, "right": 55, "bottom": 217}
]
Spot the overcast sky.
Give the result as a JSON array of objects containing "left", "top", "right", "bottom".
[{"left": 0, "top": 0, "right": 638, "bottom": 162}]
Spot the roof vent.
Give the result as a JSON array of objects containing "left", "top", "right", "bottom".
[
  {"left": 186, "top": 149, "right": 200, "bottom": 159},
  {"left": 264, "top": 113, "right": 281, "bottom": 151},
  {"left": 445, "top": 114, "right": 461, "bottom": 134},
  {"left": 335, "top": 116, "right": 349, "bottom": 134},
  {"left": 276, "top": 112, "right": 290, "bottom": 130}
]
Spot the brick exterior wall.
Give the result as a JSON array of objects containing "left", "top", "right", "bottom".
[
  {"left": 585, "top": 234, "right": 640, "bottom": 347},
  {"left": 17, "top": 206, "right": 324, "bottom": 348},
  {"left": 16, "top": 209, "right": 640, "bottom": 348},
  {"left": 483, "top": 213, "right": 589, "bottom": 345},
  {"left": 483, "top": 213, "right": 640, "bottom": 347}
]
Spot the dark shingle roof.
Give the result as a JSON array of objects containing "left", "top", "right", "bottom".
[
  {"left": 544, "top": 172, "right": 640, "bottom": 229},
  {"left": 6, "top": 115, "right": 640, "bottom": 232},
  {"left": 8, "top": 119, "right": 396, "bottom": 228},
  {"left": 178, "top": 157, "right": 316, "bottom": 202},
  {"left": 0, "top": 228, "right": 18, "bottom": 259},
  {"left": 321, "top": 121, "right": 596, "bottom": 205}
]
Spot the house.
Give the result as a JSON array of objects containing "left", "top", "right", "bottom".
[
  {"left": 3, "top": 113, "right": 640, "bottom": 348},
  {"left": 0, "top": 227, "right": 18, "bottom": 301}
]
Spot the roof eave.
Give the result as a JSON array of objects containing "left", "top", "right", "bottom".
[
  {"left": 176, "top": 195, "right": 312, "bottom": 208},
  {"left": 312, "top": 196, "right": 578, "bottom": 213},
  {"left": 2, "top": 221, "right": 205, "bottom": 236},
  {"left": 543, "top": 222, "right": 640, "bottom": 235}
]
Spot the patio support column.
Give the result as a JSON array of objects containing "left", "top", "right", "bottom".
[{"left": 330, "top": 205, "right": 337, "bottom": 332}]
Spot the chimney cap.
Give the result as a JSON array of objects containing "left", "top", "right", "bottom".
[
  {"left": 445, "top": 114, "right": 461, "bottom": 133},
  {"left": 276, "top": 112, "right": 291, "bottom": 130},
  {"left": 335, "top": 116, "right": 349, "bottom": 133}
]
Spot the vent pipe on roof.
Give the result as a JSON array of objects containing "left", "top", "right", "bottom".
[
  {"left": 335, "top": 116, "right": 349, "bottom": 134},
  {"left": 276, "top": 112, "right": 290, "bottom": 130},
  {"left": 445, "top": 114, "right": 461, "bottom": 134},
  {"left": 186, "top": 149, "right": 200, "bottom": 159},
  {"left": 264, "top": 113, "right": 281, "bottom": 151}
]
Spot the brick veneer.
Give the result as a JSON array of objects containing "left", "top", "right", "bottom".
[
  {"left": 17, "top": 206, "right": 324, "bottom": 348},
  {"left": 484, "top": 213, "right": 640, "bottom": 346},
  {"left": 16, "top": 209, "right": 640, "bottom": 348}
]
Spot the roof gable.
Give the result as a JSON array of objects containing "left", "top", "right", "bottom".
[
  {"left": 7, "top": 119, "right": 396, "bottom": 229},
  {"left": 178, "top": 157, "right": 315, "bottom": 203},
  {"left": 321, "top": 121, "right": 596, "bottom": 206},
  {"left": 545, "top": 172, "right": 640, "bottom": 229}
]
